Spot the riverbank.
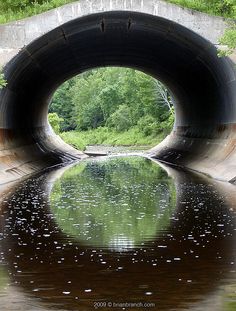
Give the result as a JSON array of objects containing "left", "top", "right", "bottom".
[
  {"left": 60, "top": 127, "right": 166, "bottom": 151},
  {"left": 84, "top": 145, "right": 151, "bottom": 156}
]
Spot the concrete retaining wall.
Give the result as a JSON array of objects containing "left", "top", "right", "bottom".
[{"left": 0, "top": 0, "right": 229, "bottom": 66}]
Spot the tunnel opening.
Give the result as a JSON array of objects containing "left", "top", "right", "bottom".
[
  {"left": 0, "top": 11, "right": 236, "bottom": 183},
  {"left": 48, "top": 66, "right": 174, "bottom": 153}
]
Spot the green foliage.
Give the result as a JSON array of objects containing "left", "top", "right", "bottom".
[
  {"left": 68, "top": 67, "right": 171, "bottom": 132},
  {"left": 60, "top": 125, "right": 167, "bottom": 150},
  {"left": 161, "top": 106, "right": 175, "bottom": 135},
  {"left": 48, "top": 112, "right": 63, "bottom": 134},
  {"left": 0, "top": 0, "right": 75, "bottom": 24},
  {"left": 0, "top": 0, "right": 43, "bottom": 10},
  {"left": 137, "top": 115, "right": 161, "bottom": 136},
  {"left": 0, "top": 266, "right": 9, "bottom": 289},
  {"left": 0, "top": 69, "right": 7, "bottom": 89},
  {"left": 60, "top": 130, "right": 86, "bottom": 150},
  {"left": 49, "top": 79, "right": 76, "bottom": 131},
  {"left": 49, "top": 67, "right": 175, "bottom": 149},
  {"left": 50, "top": 157, "right": 176, "bottom": 248},
  {"left": 221, "top": 284, "right": 236, "bottom": 311},
  {"left": 215, "top": 0, "right": 235, "bottom": 16},
  {"left": 219, "top": 22, "right": 236, "bottom": 56},
  {"left": 70, "top": 70, "right": 105, "bottom": 130},
  {"left": 106, "top": 104, "right": 132, "bottom": 132},
  {"left": 166, "top": 1, "right": 236, "bottom": 56},
  {"left": 0, "top": 0, "right": 235, "bottom": 24},
  {"left": 166, "top": 0, "right": 236, "bottom": 18},
  {"left": 137, "top": 108, "right": 174, "bottom": 137}
]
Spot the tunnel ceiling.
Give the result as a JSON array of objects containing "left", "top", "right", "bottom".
[
  {"left": 3, "top": 11, "right": 235, "bottom": 129},
  {"left": 0, "top": 11, "right": 236, "bottom": 183}
]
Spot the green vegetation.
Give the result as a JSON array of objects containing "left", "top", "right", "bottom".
[
  {"left": 219, "top": 22, "right": 236, "bottom": 56},
  {"left": 166, "top": 0, "right": 236, "bottom": 55},
  {"left": 49, "top": 78, "right": 76, "bottom": 131},
  {"left": 0, "top": 0, "right": 75, "bottom": 24},
  {"left": 0, "top": 266, "right": 8, "bottom": 290},
  {"left": 49, "top": 67, "right": 174, "bottom": 150},
  {"left": 60, "top": 126, "right": 168, "bottom": 151},
  {"left": 48, "top": 112, "right": 64, "bottom": 134},
  {"left": 222, "top": 284, "right": 236, "bottom": 311},
  {"left": 68, "top": 68, "right": 172, "bottom": 132},
  {"left": 166, "top": 0, "right": 235, "bottom": 18},
  {"left": 1, "top": 0, "right": 235, "bottom": 24},
  {"left": 50, "top": 157, "right": 176, "bottom": 248},
  {"left": 0, "top": 69, "right": 7, "bottom": 88}
]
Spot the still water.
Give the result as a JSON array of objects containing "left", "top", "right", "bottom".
[{"left": 0, "top": 155, "right": 236, "bottom": 310}]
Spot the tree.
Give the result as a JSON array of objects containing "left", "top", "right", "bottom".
[
  {"left": 106, "top": 104, "right": 132, "bottom": 132},
  {"left": 48, "top": 112, "right": 64, "bottom": 134},
  {"left": 70, "top": 72, "right": 105, "bottom": 130},
  {"left": 68, "top": 67, "right": 170, "bottom": 131},
  {"left": 49, "top": 67, "right": 173, "bottom": 137},
  {"left": 155, "top": 81, "right": 173, "bottom": 111},
  {"left": 137, "top": 115, "right": 161, "bottom": 136},
  {"left": 49, "top": 79, "right": 76, "bottom": 131}
]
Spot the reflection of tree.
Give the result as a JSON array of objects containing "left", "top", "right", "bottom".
[
  {"left": 1, "top": 160, "right": 236, "bottom": 310},
  {"left": 0, "top": 266, "right": 8, "bottom": 289},
  {"left": 50, "top": 157, "right": 176, "bottom": 249}
]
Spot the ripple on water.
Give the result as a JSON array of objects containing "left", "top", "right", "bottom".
[{"left": 0, "top": 156, "right": 235, "bottom": 310}]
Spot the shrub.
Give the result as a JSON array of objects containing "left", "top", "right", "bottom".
[
  {"left": 106, "top": 104, "right": 132, "bottom": 132},
  {"left": 216, "top": 0, "right": 235, "bottom": 16},
  {"left": 48, "top": 112, "right": 64, "bottom": 134},
  {"left": 137, "top": 115, "right": 161, "bottom": 136},
  {"left": 0, "top": 0, "right": 76, "bottom": 24},
  {"left": 0, "top": 0, "right": 44, "bottom": 10},
  {"left": 0, "top": 70, "right": 7, "bottom": 89},
  {"left": 219, "top": 23, "right": 236, "bottom": 56}
]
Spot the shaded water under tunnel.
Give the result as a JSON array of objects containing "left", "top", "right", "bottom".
[{"left": 0, "top": 156, "right": 235, "bottom": 310}]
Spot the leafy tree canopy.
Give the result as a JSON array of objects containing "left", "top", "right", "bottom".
[
  {"left": 49, "top": 67, "right": 174, "bottom": 139},
  {"left": 64, "top": 67, "right": 172, "bottom": 132}
]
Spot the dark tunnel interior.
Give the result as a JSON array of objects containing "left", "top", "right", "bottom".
[{"left": 0, "top": 11, "right": 236, "bottom": 183}]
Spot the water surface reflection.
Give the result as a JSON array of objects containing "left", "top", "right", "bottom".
[
  {"left": 50, "top": 157, "right": 176, "bottom": 249},
  {"left": 0, "top": 156, "right": 235, "bottom": 310}
]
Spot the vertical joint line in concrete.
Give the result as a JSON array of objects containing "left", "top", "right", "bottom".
[
  {"left": 100, "top": 18, "right": 105, "bottom": 32},
  {"left": 127, "top": 18, "right": 132, "bottom": 30}
]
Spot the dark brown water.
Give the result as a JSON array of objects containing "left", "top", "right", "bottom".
[{"left": 0, "top": 156, "right": 236, "bottom": 311}]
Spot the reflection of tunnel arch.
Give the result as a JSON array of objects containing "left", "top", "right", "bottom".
[
  {"left": 1, "top": 11, "right": 236, "bottom": 183},
  {"left": 0, "top": 160, "right": 236, "bottom": 310}
]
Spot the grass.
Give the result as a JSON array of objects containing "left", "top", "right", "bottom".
[
  {"left": 60, "top": 126, "right": 166, "bottom": 151},
  {"left": 0, "top": 0, "right": 235, "bottom": 24},
  {"left": 0, "top": 0, "right": 75, "bottom": 24},
  {"left": 166, "top": 0, "right": 235, "bottom": 18}
]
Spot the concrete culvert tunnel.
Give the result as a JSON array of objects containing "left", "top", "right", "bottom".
[{"left": 1, "top": 11, "right": 236, "bottom": 184}]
